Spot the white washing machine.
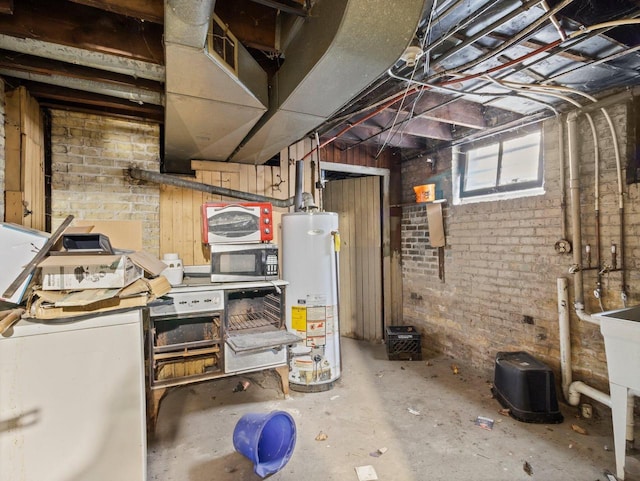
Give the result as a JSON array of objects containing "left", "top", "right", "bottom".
[{"left": 0, "top": 309, "right": 147, "bottom": 481}]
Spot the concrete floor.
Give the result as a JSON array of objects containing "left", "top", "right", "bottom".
[{"left": 148, "top": 337, "right": 640, "bottom": 481}]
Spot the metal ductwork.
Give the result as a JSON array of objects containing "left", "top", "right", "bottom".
[
  {"left": 164, "top": 0, "right": 269, "bottom": 170},
  {"left": 164, "top": 0, "right": 429, "bottom": 170},
  {"left": 230, "top": 0, "right": 429, "bottom": 164}
]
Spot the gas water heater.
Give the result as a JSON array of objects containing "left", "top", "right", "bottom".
[{"left": 282, "top": 211, "right": 341, "bottom": 392}]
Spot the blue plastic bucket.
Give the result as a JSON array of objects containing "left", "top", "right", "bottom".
[{"left": 233, "top": 410, "right": 296, "bottom": 478}]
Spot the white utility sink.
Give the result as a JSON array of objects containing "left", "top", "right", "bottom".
[{"left": 596, "top": 306, "right": 640, "bottom": 480}]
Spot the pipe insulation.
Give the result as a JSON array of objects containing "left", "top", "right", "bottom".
[{"left": 127, "top": 167, "right": 295, "bottom": 208}]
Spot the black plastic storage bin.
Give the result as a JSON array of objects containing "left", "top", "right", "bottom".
[
  {"left": 492, "top": 351, "right": 563, "bottom": 424},
  {"left": 385, "top": 326, "right": 422, "bottom": 361}
]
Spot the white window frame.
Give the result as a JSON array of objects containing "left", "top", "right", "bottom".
[{"left": 453, "top": 125, "right": 545, "bottom": 205}]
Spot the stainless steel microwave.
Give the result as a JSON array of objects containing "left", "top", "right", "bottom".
[{"left": 210, "top": 243, "right": 279, "bottom": 282}]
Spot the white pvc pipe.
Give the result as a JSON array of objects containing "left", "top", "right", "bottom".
[
  {"left": 569, "top": 381, "right": 611, "bottom": 407},
  {"left": 559, "top": 115, "right": 609, "bottom": 408},
  {"left": 628, "top": 393, "right": 635, "bottom": 442},
  {"left": 558, "top": 277, "right": 609, "bottom": 406},
  {"left": 564, "top": 112, "right": 635, "bottom": 443},
  {"left": 575, "top": 307, "right": 601, "bottom": 325},
  {"left": 558, "top": 278, "right": 572, "bottom": 401}
]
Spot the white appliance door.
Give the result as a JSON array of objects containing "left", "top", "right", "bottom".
[{"left": 0, "top": 310, "right": 146, "bottom": 481}]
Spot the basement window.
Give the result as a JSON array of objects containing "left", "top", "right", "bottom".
[{"left": 456, "top": 126, "right": 544, "bottom": 203}]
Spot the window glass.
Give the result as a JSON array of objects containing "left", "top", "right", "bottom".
[
  {"left": 499, "top": 131, "right": 541, "bottom": 186},
  {"left": 464, "top": 143, "right": 499, "bottom": 191},
  {"left": 459, "top": 126, "right": 543, "bottom": 200}
]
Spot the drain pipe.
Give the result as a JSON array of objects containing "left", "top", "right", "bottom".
[
  {"left": 563, "top": 111, "right": 637, "bottom": 445},
  {"left": 558, "top": 277, "right": 611, "bottom": 406},
  {"left": 564, "top": 111, "right": 611, "bottom": 404},
  {"left": 566, "top": 114, "right": 600, "bottom": 326},
  {"left": 294, "top": 160, "right": 304, "bottom": 212}
]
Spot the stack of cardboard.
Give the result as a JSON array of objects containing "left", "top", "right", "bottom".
[{"left": 0, "top": 220, "right": 171, "bottom": 320}]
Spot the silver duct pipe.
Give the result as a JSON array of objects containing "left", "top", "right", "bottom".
[
  {"left": 163, "top": 0, "right": 268, "bottom": 163},
  {"left": 230, "top": 0, "right": 430, "bottom": 163},
  {"left": 294, "top": 161, "right": 304, "bottom": 212},
  {"left": 127, "top": 167, "right": 295, "bottom": 208},
  {"left": 165, "top": 0, "right": 216, "bottom": 48}
]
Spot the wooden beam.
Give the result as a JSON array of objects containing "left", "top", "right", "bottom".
[
  {"left": 371, "top": 110, "right": 453, "bottom": 140},
  {"left": 0, "top": 50, "right": 163, "bottom": 91},
  {"left": 394, "top": 91, "right": 489, "bottom": 129},
  {"left": 4, "top": 77, "right": 163, "bottom": 122},
  {"left": 345, "top": 124, "right": 431, "bottom": 148},
  {"left": 420, "top": 102, "right": 487, "bottom": 129},
  {"left": 215, "top": 1, "right": 278, "bottom": 53},
  {"left": 0, "top": 0, "right": 164, "bottom": 64},
  {"left": 68, "top": 0, "right": 163, "bottom": 24},
  {"left": 246, "top": 0, "right": 307, "bottom": 17},
  {"left": 0, "top": 0, "right": 13, "bottom": 15}
]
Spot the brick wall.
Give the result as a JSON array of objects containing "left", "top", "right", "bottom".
[
  {"left": 401, "top": 101, "right": 637, "bottom": 393},
  {"left": 50, "top": 110, "right": 161, "bottom": 255}
]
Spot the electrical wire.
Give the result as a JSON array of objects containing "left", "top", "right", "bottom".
[
  {"left": 428, "top": 0, "right": 576, "bottom": 83},
  {"left": 306, "top": 14, "right": 640, "bottom": 162},
  {"left": 375, "top": 0, "right": 439, "bottom": 159}
]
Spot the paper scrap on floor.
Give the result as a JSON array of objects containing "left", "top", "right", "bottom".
[{"left": 355, "top": 465, "right": 378, "bottom": 481}]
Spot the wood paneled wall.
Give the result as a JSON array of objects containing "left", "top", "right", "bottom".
[
  {"left": 159, "top": 139, "right": 321, "bottom": 264},
  {"left": 324, "top": 176, "right": 383, "bottom": 341},
  {"left": 4, "top": 87, "right": 45, "bottom": 230}
]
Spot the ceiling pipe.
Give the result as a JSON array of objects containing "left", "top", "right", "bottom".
[
  {"left": 428, "top": 0, "right": 576, "bottom": 82},
  {"left": 127, "top": 167, "right": 295, "bottom": 208},
  {"left": 324, "top": 10, "right": 615, "bottom": 135},
  {"left": 432, "top": 0, "right": 545, "bottom": 66},
  {"left": 425, "top": 0, "right": 506, "bottom": 55},
  {"left": 330, "top": 14, "right": 616, "bottom": 134},
  {"left": 541, "top": 0, "right": 567, "bottom": 40},
  {"left": 362, "top": 20, "right": 638, "bottom": 153}
]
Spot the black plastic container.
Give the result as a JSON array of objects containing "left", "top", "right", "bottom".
[
  {"left": 385, "top": 326, "right": 422, "bottom": 361},
  {"left": 492, "top": 351, "right": 563, "bottom": 424}
]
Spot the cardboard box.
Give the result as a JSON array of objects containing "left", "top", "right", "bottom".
[
  {"left": 0, "top": 223, "right": 49, "bottom": 305},
  {"left": 27, "top": 276, "right": 172, "bottom": 319},
  {"left": 39, "top": 254, "right": 144, "bottom": 291}
]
